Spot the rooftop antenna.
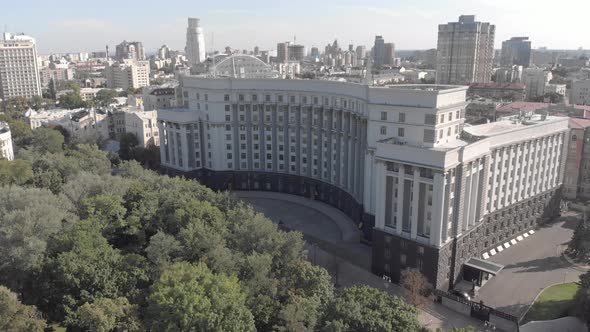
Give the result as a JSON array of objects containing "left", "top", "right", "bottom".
[{"left": 211, "top": 32, "right": 214, "bottom": 53}]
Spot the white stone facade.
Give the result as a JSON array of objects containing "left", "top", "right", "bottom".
[
  {"left": 0, "top": 122, "right": 14, "bottom": 160},
  {"left": 0, "top": 33, "right": 41, "bottom": 99},
  {"left": 105, "top": 60, "right": 150, "bottom": 90},
  {"left": 186, "top": 18, "right": 206, "bottom": 66},
  {"left": 158, "top": 77, "right": 569, "bottom": 288},
  {"left": 158, "top": 77, "right": 468, "bottom": 225}
]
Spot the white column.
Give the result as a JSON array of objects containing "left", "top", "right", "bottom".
[
  {"left": 463, "top": 166, "right": 473, "bottom": 232},
  {"left": 363, "top": 151, "right": 374, "bottom": 212},
  {"left": 396, "top": 166, "right": 405, "bottom": 233},
  {"left": 469, "top": 160, "right": 480, "bottom": 226},
  {"left": 410, "top": 168, "right": 420, "bottom": 239},
  {"left": 180, "top": 125, "right": 189, "bottom": 171},
  {"left": 158, "top": 122, "right": 166, "bottom": 165},
  {"left": 374, "top": 160, "right": 387, "bottom": 229},
  {"left": 431, "top": 172, "right": 445, "bottom": 246}
]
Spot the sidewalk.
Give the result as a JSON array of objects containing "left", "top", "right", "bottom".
[
  {"left": 235, "top": 190, "right": 488, "bottom": 331},
  {"left": 308, "top": 243, "right": 485, "bottom": 331}
]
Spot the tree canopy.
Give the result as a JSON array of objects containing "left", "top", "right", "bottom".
[{"left": 0, "top": 125, "right": 426, "bottom": 331}]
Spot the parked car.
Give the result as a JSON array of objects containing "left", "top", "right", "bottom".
[{"left": 451, "top": 289, "right": 471, "bottom": 301}]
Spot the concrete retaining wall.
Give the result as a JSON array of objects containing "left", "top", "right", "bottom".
[
  {"left": 489, "top": 314, "right": 518, "bottom": 332},
  {"left": 441, "top": 297, "right": 471, "bottom": 316}
]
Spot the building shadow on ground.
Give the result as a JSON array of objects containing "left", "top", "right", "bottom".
[{"left": 506, "top": 256, "right": 570, "bottom": 273}]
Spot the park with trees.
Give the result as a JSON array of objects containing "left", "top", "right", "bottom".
[{"left": 0, "top": 118, "right": 435, "bottom": 331}]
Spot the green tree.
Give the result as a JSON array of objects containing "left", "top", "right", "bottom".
[
  {"left": 0, "top": 159, "right": 33, "bottom": 186},
  {"left": 147, "top": 262, "right": 256, "bottom": 332},
  {"left": 58, "top": 89, "right": 86, "bottom": 109},
  {"left": 574, "top": 271, "right": 590, "bottom": 322},
  {"left": 0, "top": 114, "right": 32, "bottom": 147},
  {"left": 0, "top": 286, "right": 46, "bottom": 332},
  {"left": 119, "top": 133, "right": 139, "bottom": 160},
  {"left": 567, "top": 219, "right": 590, "bottom": 261},
  {"left": 321, "top": 285, "right": 421, "bottom": 332},
  {"left": 145, "top": 231, "right": 181, "bottom": 271},
  {"left": 38, "top": 220, "right": 148, "bottom": 322},
  {"left": 94, "top": 89, "right": 118, "bottom": 107},
  {"left": 48, "top": 78, "right": 57, "bottom": 99},
  {"left": 400, "top": 269, "right": 432, "bottom": 309},
  {"left": 31, "top": 127, "right": 64, "bottom": 153},
  {"left": 59, "top": 81, "right": 86, "bottom": 109},
  {"left": 71, "top": 297, "right": 143, "bottom": 332},
  {"left": 0, "top": 186, "right": 75, "bottom": 293}
]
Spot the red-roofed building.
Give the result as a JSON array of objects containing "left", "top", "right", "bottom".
[
  {"left": 564, "top": 117, "right": 590, "bottom": 199},
  {"left": 468, "top": 82, "right": 526, "bottom": 101}
]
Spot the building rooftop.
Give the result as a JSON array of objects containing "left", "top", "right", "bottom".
[
  {"left": 464, "top": 115, "right": 565, "bottom": 138},
  {"left": 469, "top": 82, "right": 525, "bottom": 90},
  {"left": 383, "top": 84, "right": 461, "bottom": 92},
  {"left": 0, "top": 122, "right": 10, "bottom": 134},
  {"left": 569, "top": 117, "right": 590, "bottom": 129}
]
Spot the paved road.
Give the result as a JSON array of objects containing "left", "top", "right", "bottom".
[
  {"left": 233, "top": 191, "right": 485, "bottom": 331},
  {"left": 476, "top": 213, "right": 583, "bottom": 319}
]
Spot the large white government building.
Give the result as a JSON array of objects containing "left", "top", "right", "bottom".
[{"left": 158, "top": 77, "right": 568, "bottom": 289}]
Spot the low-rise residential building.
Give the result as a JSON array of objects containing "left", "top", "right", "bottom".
[
  {"left": 545, "top": 84, "right": 567, "bottom": 97},
  {"left": 143, "top": 86, "right": 176, "bottom": 111},
  {"left": 108, "top": 107, "right": 159, "bottom": 147},
  {"left": 124, "top": 110, "right": 159, "bottom": 147},
  {"left": 39, "top": 67, "right": 75, "bottom": 87},
  {"left": 25, "top": 108, "right": 74, "bottom": 129},
  {"left": 468, "top": 82, "right": 526, "bottom": 101},
  {"left": 51, "top": 109, "right": 108, "bottom": 140},
  {"left": 522, "top": 68, "right": 552, "bottom": 100},
  {"left": 105, "top": 60, "right": 150, "bottom": 90},
  {"left": 572, "top": 80, "right": 590, "bottom": 105},
  {"left": 24, "top": 108, "right": 108, "bottom": 141},
  {"left": 80, "top": 87, "right": 104, "bottom": 101},
  {"left": 0, "top": 122, "right": 14, "bottom": 160},
  {"left": 563, "top": 118, "right": 590, "bottom": 200}
]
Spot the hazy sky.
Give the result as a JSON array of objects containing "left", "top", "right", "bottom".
[{"left": 1, "top": 0, "right": 587, "bottom": 54}]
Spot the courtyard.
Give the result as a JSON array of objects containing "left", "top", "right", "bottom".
[{"left": 475, "top": 212, "right": 583, "bottom": 320}]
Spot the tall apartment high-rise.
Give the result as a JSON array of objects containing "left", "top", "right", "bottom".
[
  {"left": 373, "top": 35, "right": 385, "bottom": 66},
  {"left": 276, "top": 42, "right": 289, "bottom": 63},
  {"left": 436, "top": 15, "right": 495, "bottom": 85},
  {"left": 115, "top": 41, "right": 145, "bottom": 61},
  {"left": 356, "top": 45, "right": 366, "bottom": 60},
  {"left": 501, "top": 37, "right": 532, "bottom": 68},
  {"left": 186, "top": 17, "right": 206, "bottom": 66},
  {"left": 288, "top": 44, "right": 305, "bottom": 61},
  {"left": 384, "top": 43, "right": 396, "bottom": 65},
  {"left": 0, "top": 32, "right": 41, "bottom": 100}
]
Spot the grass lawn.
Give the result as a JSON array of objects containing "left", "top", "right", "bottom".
[
  {"left": 524, "top": 282, "right": 580, "bottom": 322},
  {"left": 49, "top": 323, "right": 66, "bottom": 332}
]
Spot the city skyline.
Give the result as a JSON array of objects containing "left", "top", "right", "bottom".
[{"left": 1, "top": 0, "right": 588, "bottom": 54}]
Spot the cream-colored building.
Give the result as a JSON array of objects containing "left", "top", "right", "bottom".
[
  {"left": 436, "top": 16, "right": 495, "bottom": 85},
  {"left": 80, "top": 88, "right": 104, "bottom": 101},
  {"left": 158, "top": 77, "right": 568, "bottom": 291},
  {"left": 124, "top": 110, "right": 159, "bottom": 147},
  {"left": 39, "top": 67, "right": 75, "bottom": 87},
  {"left": 522, "top": 68, "right": 552, "bottom": 100},
  {"left": 572, "top": 80, "right": 590, "bottom": 105},
  {"left": 0, "top": 32, "right": 41, "bottom": 99},
  {"left": 0, "top": 122, "right": 14, "bottom": 160},
  {"left": 105, "top": 60, "right": 150, "bottom": 90}
]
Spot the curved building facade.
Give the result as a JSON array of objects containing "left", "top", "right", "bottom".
[
  {"left": 158, "top": 77, "right": 568, "bottom": 290},
  {"left": 0, "top": 122, "right": 14, "bottom": 160}
]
